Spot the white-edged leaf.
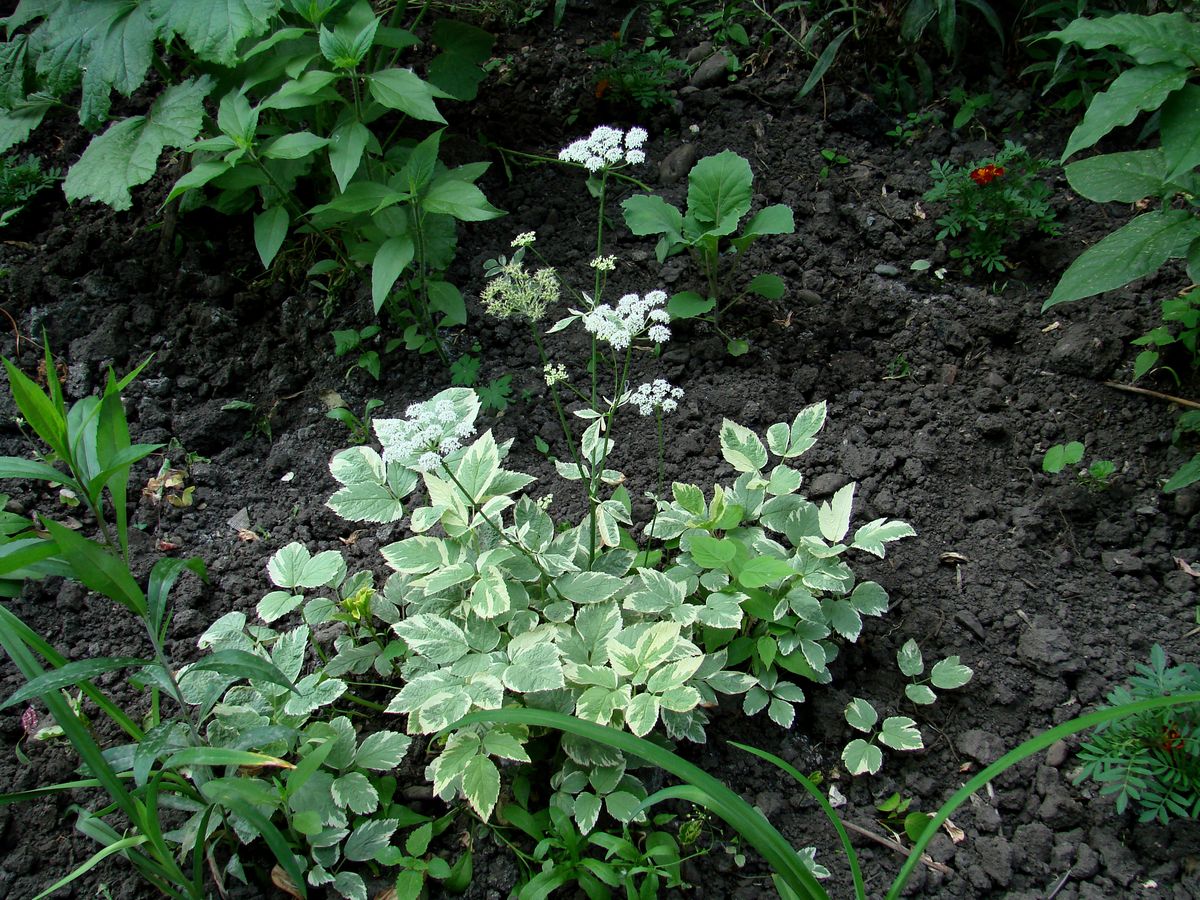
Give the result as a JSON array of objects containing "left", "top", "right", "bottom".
[
  {"left": 851, "top": 518, "right": 916, "bottom": 557},
  {"left": 896, "top": 639, "right": 924, "bottom": 677},
  {"left": 720, "top": 419, "right": 768, "bottom": 473},
  {"left": 842, "top": 738, "right": 882, "bottom": 775},
  {"left": 879, "top": 716, "right": 923, "bottom": 751},
  {"left": 332, "top": 772, "right": 379, "bottom": 814},
  {"left": 844, "top": 697, "right": 878, "bottom": 732},
  {"left": 392, "top": 614, "right": 469, "bottom": 664},
  {"left": 344, "top": 818, "right": 398, "bottom": 861},
  {"left": 818, "top": 483, "right": 855, "bottom": 542},
  {"left": 354, "top": 731, "right": 412, "bottom": 770},
  {"left": 905, "top": 684, "right": 937, "bottom": 705},
  {"left": 462, "top": 754, "right": 500, "bottom": 820},
  {"left": 930, "top": 657, "right": 974, "bottom": 690}
]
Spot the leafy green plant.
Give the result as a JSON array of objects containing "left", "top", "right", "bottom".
[
  {"left": 1131, "top": 285, "right": 1200, "bottom": 384},
  {"left": 1166, "top": 410, "right": 1200, "bottom": 493},
  {"left": 924, "top": 140, "right": 1059, "bottom": 274},
  {"left": 696, "top": 0, "right": 756, "bottom": 49},
  {"left": 333, "top": 325, "right": 401, "bottom": 381},
  {"left": 1043, "top": 11, "right": 1200, "bottom": 310},
  {"left": 622, "top": 149, "right": 796, "bottom": 353},
  {"left": 1019, "top": 0, "right": 1129, "bottom": 114},
  {"left": 457, "top": 688, "right": 1200, "bottom": 900},
  {"left": 885, "top": 109, "right": 938, "bottom": 145},
  {"left": 0, "top": 152, "right": 58, "bottom": 224},
  {"left": 947, "top": 86, "right": 991, "bottom": 130},
  {"left": 875, "top": 792, "right": 932, "bottom": 843},
  {"left": 327, "top": 398, "right": 383, "bottom": 445},
  {"left": 589, "top": 41, "right": 690, "bottom": 110},
  {"left": 1076, "top": 645, "right": 1200, "bottom": 824},
  {"left": 818, "top": 147, "right": 850, "bottom": 179},
  {"left": 899, "top": 0, "right": 1006, "bottom": 59},
  {"left": 1042, "top": 440, "right": 1116, "bottom": 490},
  {"left": 477, "top": 374, "right": 514, "bottom": 413}
]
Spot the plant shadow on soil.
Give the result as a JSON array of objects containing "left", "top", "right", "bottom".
[{"left": 1, "top": 6, "right": 1200, "bottom": 900}]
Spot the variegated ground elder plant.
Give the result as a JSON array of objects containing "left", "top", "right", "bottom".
[{"left": 220, "top": 385, "right": 916, "bottom": 858}]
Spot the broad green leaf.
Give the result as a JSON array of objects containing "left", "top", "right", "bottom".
[
  {"left": 622, "top": 194, "right": 684, "bottom": 244},
  {"left": 879, "top": 716, "right": 923, "bottom": 751},
  {"left": 1062, "top": 64, "right": 1189, "bottom": 160},
  {"left": 332, "top": 772, "right": 379, "bottom": 814},
  {"left": 456, "top": 430, "right": 500, "bottom": 500},
  {"left": 381, "top": 536, "right": 445, "bottom": 575},
  {"left": 930, "top": 656, "right": 974, "bottom": 690},
  {"left": 149, "top": 0, "right": 282, "bottom": 66},
  {"left": 1044, "top": 209, "right": 1200, "bottom": 308},
  {"left": 896, "top": 639, "right": 924, "bottom": 678},
  {"left": 333, "top": 872, "right": 366, "bottom": 900},
  {"left": 737, "top": 556, "right": 794, "bottom": 589},
  {"left": 666, "top": 290, "right": 715, "bottom": 320},
  {"left": 625, "top": 692, "right": 661, "bottom": 737},
  {"left": 1064, "top": 150, "right": 1170, "bottom": 202},
  {"left": 260, "top": 70, "right": 339, "bottom": 110},
  {"left": 330, "top": 446, "right": 385, "bottom": 484},
  {"left": 0, "top": 98, "right": 54, "bottom": 156},
  {"left": 818, "top": 483, "right": 855, "bottom": 543},
  {"left": 688, "top": 534, "right": 737, "bottom": 569},
  {"left": 687, "top": 150, "right": 753, "bottom": 235},
  {"left": 768, "top": 697, "right": 795, "bottom": 728},
  {"left": 555, "top": 571, "right": 626, "bottom": 604},
  {"left": 824, "top": 599, "right": 862, "bottom": 641},
  {"left": 371, "top": 235, "right": 415, "bottom": 313},
  {"left": 905, "top": 684, "right": 937, "bottom": 705},
  {"left": 257, "top": 590, "right": 303, "bottom": 623},
  {"left": 368, "top": 68, "right": 447, "bottom": 122},
  {"left": 504, "top": 641, "right": 565, "bottom": 693},
  {"left": 470, "top": 567, "right": 510, "bottom": 620},
  {"left": 1050, "top": 12, "right": 1200, "bottom": 66},
  {"left": 741, "top": 204, "right": 795, "bottom": 238},
  {"left": 727, "top": 338, "right": 750, "bottom": 356},
  {"left": 672, "top": 482, "right": 706, "bottom": 516},
  {"left": 851, "top": 518, "right": 915, "bottom": 557},
  {"left": 268, "top": 542, "right": 344, "bottom": 589},
  {"left": 482, "top": 730, "right": 530, "bottom": 762},
  {"left": 261, "top": 131, "right": 328, "bottom": 160},
  {"left": 253, "top": 206, "right": 289, "bottom": 268},
  {"left": 720, "top": 419, "right": 768, "bottom": 473},
  {"left": 767, "top": 402, "right": 826, "bottom": 458},
  {"left": 745, "top": 273, "right": 786, "bottom": 300},
  {"left": 283, "top": 672, "right": 347, "bottom": 715},
  {"left": 574, "top": 791, "right": 602, "bottom": 834},
  {"left": 844, "top": 697, "right": 878, "bottom": 732},
  {"left": 1161, "top": 84, "right": 1200, "bottom": 182},
  {"left": 329, "top": 121, "right": 371, "bottom": 192},
  {"left": 344, "top": 818, "right": 398, "bottom": 861},
  {"left": 462, "top": 755, "right": 500, "bottom": 820},
  {"left": 355, "top": 731, "right": 412, "bottom": 770},
  {"left": 393, "top": 614, "right": 469, "bottom": 664},
  {"left": 64, "top": 76, "right": 214, "bottom": 210},
  {"left": 842, "top": 738, "right": 882, "bottom": 775},
  {"left": 421, "top": 176, "right": 504, "bottom": 221},
  {"left": 166, "top": 160, "right": 233, "bottom": 202},
  {"left": 1165, "top": 454, "right": 1200, "bottom": 492},
  {"left": 327, "top": 481, "right": 404, "bottom": 523}
]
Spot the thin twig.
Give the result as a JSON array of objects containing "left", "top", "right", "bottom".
[
  {"left": 1103, "top": 381, "right": 1200, "bottom": 410},
  {"left": 842, "top": 820, "right": 954, "bottom": 875}
]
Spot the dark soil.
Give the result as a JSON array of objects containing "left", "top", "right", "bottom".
[{"left": 2, "top": 5, "right": 1199, "bottom": 900}]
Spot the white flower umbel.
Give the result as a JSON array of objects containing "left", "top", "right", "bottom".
[
  {"left": 543, "top": 362, "right": 568, "bottom": 386},
  {"left": 558, "top": 125, "right": 650, "bottom": 173},
  {"left": 481, "top": 260, "right": 559, "bottom": 322},
  {"left": 589, "top": 255, "right": 617, "bottom": 272},
  {"left": 511, "top": 231, "right": 537, "bottom": 248},
  {"left": 629, "top": 379, "right": 684, "bottom": 417},
  {"left": 374, "top": 387, "right": 480, "bottom": 472},
  {"left": 579, "top": 289, "right": 671, "bottom": 350}
]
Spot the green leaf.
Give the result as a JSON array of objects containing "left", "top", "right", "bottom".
[
  {"left": 851, "top": 518, "right": 915, "bottom": 557},
  {"left": 462, "top": 754, "right": 500, "bottom": 820},
  {"left": 344, "top": 818, "right": 398, "bottom": 862},
  {"left": 844, "top": 697, "right": 878, "bottom": 732},
  {"left": 555, "top": 571, "right": 626, "bottom": 604},
  {"left": 368, "top": 68, "right": 447, "bottom": 123},
  {"left": 421, "top": 176, "right": 504, "bottom": 221},
  {"left": 1050, "top": 12, "right": 1200, "bottom": 66},
  {"left": 688, "top": 534, "right": 737, "bottom": 569},
  {"left": 1045, "top": 209, "right": 1200, "bottom": 308},
  {"left": 333, "top": 872, "right": 367, "bottom": 900},
  {"left": 818, "top": 483, "right": 855, "bottom": 543},
  {"left": 64, "top": 77, "right": 213, "bottom": 211},
  {"left": 1161, "top": 84, "right": 1200, "bottom": 182},
  {"left": 719, "top": 419, "right": 768, "bottom": 473},
  {"left": 253, "top": 206, "right": 289, "bottom": 268},
  {"left": 741, "top": 204, "right": 795, "bottom": 238},
  {"left": 482, "top": 730, "right": 530, "bottom": 762},
  {"left": 1, "top": 656, "right": 149, "bottom": 709},
  {"left": 622, "top": 194, "right": 684, "bottom": 246},
  {"left": 767, "top": 402, "right": 826, "bottom": 459},
  {"left": 327, "top": 481, "right": 404, "bottom": 523},
  {"left": 879, "top": 716, "right": 923, "bottom": 751},
  {"left": 726, "top": 338, "right": 750, "bottom": 357},
  {"left": 148, "top": 0, "right": 282, "bottom": 66},
  {"left": 428, "top": 280, "right": 467, "bottom": 327},
  {"left": 332, "top": 772, "right": 379, "bottom": 814},
  {"left": 745, "top": 273, "right": 786, "bottom": 300},
  {"left": 798, "top": 24, "right": 853, "bottom": 98},
  {"left": 737, "top": 556, "right": 794, "bottom": 589},
  {"left": 268, "top": 542, "right": 344, "bottom": 589},
  {"left": 842, "top": 738, "right": 882, "bottom": 776},
  {"left": 328, "top": 120, "right": 371, "bottom": 192},
  {"left": 1165, "top": 454, "right": 1200, "bottom": 492},
  {"left": 930, "top": 656, "right": 973, "bottom": 690},
  {"left": 381, "top": 536, "right": 446, "bottom": 575},
  {"left": 905, "top": 684, "right": 937, "bottom": 705},
  {"left": 626, "top": 692, "right": 661, "bottom": 737},
  {"left": 0, "top": 98, "right": 54, "bottom": 156},
  {"left": 687, "top": 150, "right": 753, "bottom": 235},
  {"left": 261, "top": 131, "right": 328, "bottom": 160},
  {"left": 371, "top": 235, "right": 415, "bottom": 313},
  {"left": 186, "top": 649, "right": 298, "bottom": 692},
  {"left": 355, "top": 731, "right": 412, "bottom": 770},
  {"left": 896, "top": 639, "right": 924, "bottom": 678},
  {"left": 1062, "top": 63, "right": 1190, "bottom": 160},
  {"left": 666, "top": 290, "right": 714, "bottom": 320},
  {"left": 1064, "top": 150, "right": 1170, "bottom": 202},
  {"left": 1042, "top": 441, "right": 1084, "bottom": 473},
  {"left": 393, "top": 614, "right": 469, "bottom": 665}
]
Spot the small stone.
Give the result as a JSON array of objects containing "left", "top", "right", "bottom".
[
  {"left": 686, "top": 41, "right": 714, "bottom": 64},
  {"left": 659, "top": 144, "right": 698, "bottom": 185},
  {"left": 955, "top": 610, "right": 986, "bottom": 640},
  {"left": 1047, "top": 323, "right": 1121, "bottom": 378},
  {"left": 1018, "top": 625, "right": 1081, "bottom": 673},
  {"left": 874, "top": 263, "right": 901, "bottom": 276},
  {"left": 975, "top": 414, "right": 1008, "bottom": 439},
  {"left": 958, "top": 729, "right": 1006, "bottom": 765},
  {"left": 977, "top": 835, "right": 1014, "bottom": 887},
  {"left": 1045, "top": 740, "right": 1070, "bottom": 768},
  {"left": 808, "top": 472, "right": 849, "bottom": 497},
  {"left": 1038, "top": 787, "right": 1084, "bottom": 829},
  {"left": 1101, "top": 550, "right": 1143, "bottom": 574},
  {"left": 1073, "top": 842, "right": 1100, "bottom": 879},
  {"left": 690, "top": 52, "right": 730, "bottom": 88}
]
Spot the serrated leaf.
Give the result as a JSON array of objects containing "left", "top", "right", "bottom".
[
  {"left": 851, "top": 518, "right": 916, "bottom": 557},
  {"left": 393, "top": 614, "right": 469, "bottom": 665},
  {"left": 930, "top": 657, "right": 974, "bottom": 690},
  {"left": 767, "top": 696, "right": 795, "bottom": 728},
  {"left": 64, "top": 76, "right": 213, "bottom": 210},
  {"left": 625, "top": 692, "right": 661, "bottom": 737},
  {"left": 555, "top": 571, "right": 626, "bottom": 604},
  {"left": 257, "top": 590, "right": 303, "bottom": 623},
  {"left": 574, "top": 791, "right": 602, "bottom": 834},
  {"left": 355, "top": 731, "right": 412, "bottom": 770},
  {"left": 688, "top": 150, "right": 753, "bottom": 234},
  {"left": 462, "top": 754, "right": 500, "bottom": 820},
  {"left": 149, "top": 0, "right": 282, "bottom": 66},
  {"left": 845, "top": 697, "right": 878, "bottom": 732},
  {"left": 818, "top": 483, "right": 855, "bottom": 542},
  {"left": 842, "top": 739, "right": 883, "bottom": 775},
  {"left": 344, "top": 818, "right": 398, "bottom": 861},
  {"left": 688, "top": 534, "right": 737, "bottom": 569},
  {"left": 332, "top": 772, "right": 379, "bottom": 814},
  {"left": 905, "top": 684, "right": 937, "bottom": 705},
  {"left": 896, "top": 639, "right": 924, "bottom": 677},
  {"left": 737, "top": 556, "right": 794, "bottom": 589},
  {"left": 268, "top": 542, "right": 344, "bottom": 590},
  {"left": 849, "top": 581, "right": 889, "bottom": 617},
  {"left": 879, "top": 716, "right": 923, "bottom": 751},
  {"left": 769, "top": 402, "right": 826, "bottom": 458},
  {"left": 720, "top": 419, "right": 768, "bottom": 473},
  {"left": 482, "top": 730, "right": 530, "bottom": 762}
]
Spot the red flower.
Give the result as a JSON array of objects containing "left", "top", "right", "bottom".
[
  {"left": 970, "top": 164, "right": 1005, "bottom": 186},
  {"left": 1162, "top": 724, "right": 1185, "bottom": 752}
]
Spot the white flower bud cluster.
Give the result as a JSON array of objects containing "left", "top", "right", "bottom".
[
  {"left": 580, "top": 290, "right": 671, "bottom": 350},
  {"left": 629, "top": 380, "right": 684, "bottom": 417},
  {"left": 511, "top": 231, "right": 537, "bottom": 248},
  {"left": 590, "top": 255, "right": 617, "bottom": 272},
  {"left": 375, "top": 396, "right": 476, "bottom": 472},
  {"left": 543, "top": 362, "right": 568, "bottom": 386},
  {"left": 559, "top": 126, "right": 649, "bottom": 173},
  {"left": 481, "top": 260, "right": 559, "bottom": 322}
]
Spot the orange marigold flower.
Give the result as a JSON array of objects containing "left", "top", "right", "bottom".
[{"left": 970, "top": 163, "right": 1005, "bottom": 186}]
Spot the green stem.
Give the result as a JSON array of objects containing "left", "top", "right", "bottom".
[
  {"left": 530, "top": 327, "right": 587, "bottom": 478},
  {"left": 410, "top": 209, "right": 450, "bottom": 366},
  {"left": 642, "top": 410, "right": 665, "bottom": 568},
  {"left": 340, "top": 691, "right": 387, "bottom": 713}
]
